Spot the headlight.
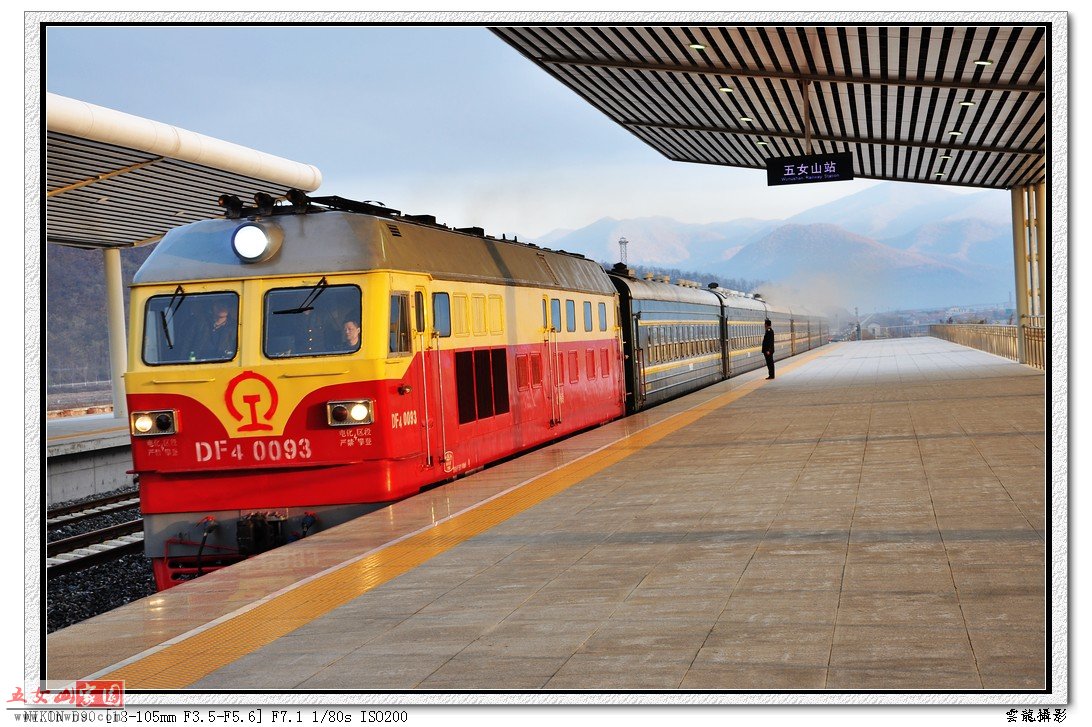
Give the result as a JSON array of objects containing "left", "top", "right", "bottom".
[
  {"left": 326, "top": 399, "right": 374, "bottom": 426},
  {"left": 231, "top": 223, "right": 282, "bottom": 263},
  {"left": 130, "top": 409, "right": 178, "bottom": 436}
]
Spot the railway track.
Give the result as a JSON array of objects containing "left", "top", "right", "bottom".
[
  {"left": 47, "top": 492, "right": 140, "bottom": 529},
  {"left": 46, "top": 520, "right": 144, "bottom": 578},
  {"left": 47, "top": 491, "right": 144, "bottom": 578}
]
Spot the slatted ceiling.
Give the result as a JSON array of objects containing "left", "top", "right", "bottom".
[
  {"left": 46, "top": 94, "right": 323, "bottom": 250},
  {"left": 493, "top": 24, "right": 1045, "bottom": 190},
  {"left": 46, "top": 131, "right": 301, "bottom": 248}
]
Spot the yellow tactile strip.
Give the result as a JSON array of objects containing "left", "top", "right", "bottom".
[{"left": 102, "top": 345, "right": 836, "bottom": 689}]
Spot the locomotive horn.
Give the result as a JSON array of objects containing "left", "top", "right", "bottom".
[{"left": 217, "top": 194, "right": 243, "bottom": 219}]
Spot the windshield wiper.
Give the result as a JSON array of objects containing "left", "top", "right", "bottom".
[
  {"left": 273, "top": 276, "right": 328, "bottom": 315},
  {"left": 160, "top": 285, "right": 187, "bottom": 349},
  {"left": 159, "top": 310, "right": 174, "bottom": 349}
]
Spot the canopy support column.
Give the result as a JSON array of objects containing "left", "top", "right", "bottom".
[
  {"left": 103, "top": 247, "right": 128, "bottom": 419},
  {"left": 1010, "top": 186, "right": 1032, "bottom": 364},
  {"left": 1034, "top": 181, "right": 1048, "bottom": 323}
]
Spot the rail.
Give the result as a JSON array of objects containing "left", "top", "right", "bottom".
[{"left": 928, "top": 318, "right": 1045, "bottom": 370}]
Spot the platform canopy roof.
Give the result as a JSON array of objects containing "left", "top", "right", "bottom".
[
  {"left": 45, "top": 93, "right": 323, "bottom": 249},
  {"left": 492, "top": 24, "right": 1046, "bottom": 189}
]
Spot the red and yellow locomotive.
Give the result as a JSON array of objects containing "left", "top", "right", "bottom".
[{"left": 126, "top": 194, "right": 625, "bottom": 589}]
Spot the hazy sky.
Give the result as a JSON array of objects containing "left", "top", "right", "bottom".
[{"left": 41, "top": 23, "right": 906, "bottom": 240}]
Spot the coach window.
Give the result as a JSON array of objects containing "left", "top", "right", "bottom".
[
  {"left": 550, "top": 298, "right": 562, "bottom": 332},
  {"left": 433, "top": 292, "right": 452, "bottom": 337},
  {"left": 565, "top": 300, "right": 576, "bottom": 332},
  {"left": 263, "top": 284, "right": 361, "bottom": 359},
  {"left": 389, "top": 294, "right": 412, "bottom": 355},
  {"left": 144, "top": 290, "right": 239, "bottom": 365},
  {"left": 598, "top": 302, "right": 607, "bottom": 331},
  {"left": 583, "top": 301, "right": 593, "bottom": 332}
]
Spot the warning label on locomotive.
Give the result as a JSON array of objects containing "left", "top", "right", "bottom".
[{"left": 194, "top": 437, "right": 313, "bottom": 464}]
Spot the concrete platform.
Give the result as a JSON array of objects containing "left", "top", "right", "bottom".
[
  {"left": 45, "top": 338, "right": 1048, "bottom": 693},
  {"left": 45, "top": 414, "right": 134, "bottom": 505}
]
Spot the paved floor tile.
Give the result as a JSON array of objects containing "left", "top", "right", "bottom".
[{"left": 48, "top": 339, "right": 1047, "bottom": 693}]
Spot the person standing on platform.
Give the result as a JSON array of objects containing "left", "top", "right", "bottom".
[{"left": 762, "top": 319, "right": 775, "bottom": 380}]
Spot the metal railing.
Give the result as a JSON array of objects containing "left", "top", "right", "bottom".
[
  {"left": 928, "top": 320, "right": 1045, "bottom": 370},
  {"left": 1023, "top": 315, "right": 1046, "bottom": 370}
]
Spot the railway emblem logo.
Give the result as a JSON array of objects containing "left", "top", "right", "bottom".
[{"left": 225, "top": 371, "right": 279, "bottom": 432}]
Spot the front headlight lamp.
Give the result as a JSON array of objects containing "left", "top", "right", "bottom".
[
  {"left": 130, "top": 409, "right": 178, "bottom": 436},
  {"left": 326, "top": 399, "right": 374, "bottom": 426},
  {"left": 231, "top": 223, "right": 282, "bottom": 263}
]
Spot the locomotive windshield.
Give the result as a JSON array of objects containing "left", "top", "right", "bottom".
[
  {"left": 142, "top": 291, "right": 239, "bottom": 365},
  {"left": 263, "top": 284, "right": 362, "bottom": 358}
]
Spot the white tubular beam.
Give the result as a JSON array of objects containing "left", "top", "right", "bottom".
[
  {"left": 103, "top": 248, "right": 128, "bottom": 418},
  {"left": 1010, "top": 186, "right": 1030, "bottom": 364},
  {"left": 47, "top": 93, "right": 322, "bottom": 192}
]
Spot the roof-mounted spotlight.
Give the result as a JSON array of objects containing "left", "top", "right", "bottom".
[
  {"left": 254, "top": 192, "right": 276, "bottom": 216},
  {"left": 218, "top": 194, "right": 244, "bottom": 220}
]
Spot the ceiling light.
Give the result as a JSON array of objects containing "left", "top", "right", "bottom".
[
  {"left": 934, "top": 173, "right": 945, "bottom": 178},
  {"left": 939, "top": 154, "right": 952, "bottom": 160},
  {"left": 948, "top": 130, "right": 963, "bottom": 136},
  {"left": 739, "top": 116, "right": 753, "bottom": 122},
  {"left": 756, "top": 141, "right": 768, "bottom": 146},
  {"left": 689, "top": 43, "right": 706, "bottom": 50},
  {"left": 974, "top": 59, "right": 994, "bottom": 66},
  {"left": 960, "top": 101, "right": 975, "bottom": 107},
  {"left": 719, "top": 86, "right": 733, "bottom": 93}
]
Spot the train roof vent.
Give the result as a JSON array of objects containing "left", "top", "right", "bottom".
[
  {"left": 404, "top": 214, "right": 437, "bottom": 225},
  {"left": 387, "top": 223, "right": 403, "bottom": 237},
  {"left": 644, "top": 272, "right": 655, "bottom": 280},
  {"left": 455, "top": 226, "right": 486, "bottom": 237}
]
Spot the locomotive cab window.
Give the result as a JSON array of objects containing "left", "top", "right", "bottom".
[
  {"left": 263, "top": 284, "right": 362, "bottom": 359},
  {"left": 142, "top": 291, "right": 239, "bottom": 365},
  {"left": 414, "top": 291, "right": 426, "bottom": 333},
  {"left": 433, "top": 293, "right": 452, "bottom": 337},
  {"left": 389, "top": 293, "right": 412, "bottom": 355}
]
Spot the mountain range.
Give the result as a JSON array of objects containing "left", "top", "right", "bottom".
[{"left": 536, "top": 182, "right": 1014, "bottom": 311}]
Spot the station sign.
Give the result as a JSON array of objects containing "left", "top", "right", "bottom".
[{"left": 766, "top": 151, "right": 854, "bottom": 186}]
